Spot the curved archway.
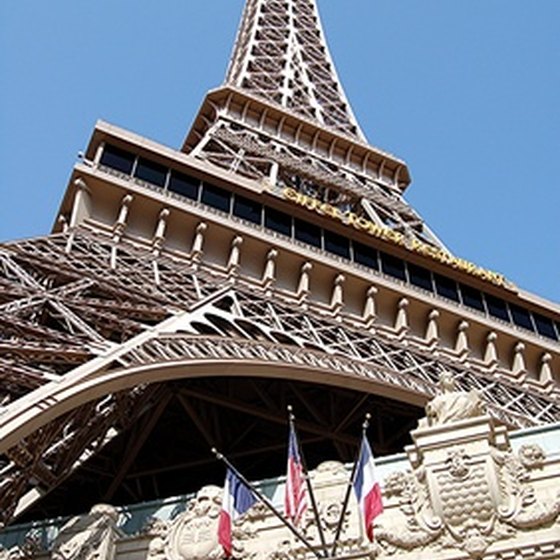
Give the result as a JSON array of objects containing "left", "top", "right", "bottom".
[
  {"left": 0, "top": 336, "right": 427, "bottom": 523},
  {"left": 0, "top": 337, "right": 430, "bottom": 453}
]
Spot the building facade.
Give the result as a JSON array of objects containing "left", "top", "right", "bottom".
[{"left": 0, "top": 0, "right": 559, "bottom": 557}]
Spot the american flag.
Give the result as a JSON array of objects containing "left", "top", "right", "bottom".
[{"left": 284, "top": 424, "right": 308, "bottom": 526}]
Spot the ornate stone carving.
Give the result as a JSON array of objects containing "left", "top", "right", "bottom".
[
  {"left": 376, "top": 469, "right": 442, "bottom": 553},
  {"left": 518, "top": 443, "right": 546, "bottom": 469},
  {"left": 495, "top": 444, "right": 560, "bottom": 531},
  {"left": 165, "top": 485, "right": 223, "bottom": 560},
  {"left": 424, "top": 372, "right": 486, "bottom": 426},
  {"left": 375, "top": 386, "right": 560, "bottom": 559},
  {"left": 142, "top": 518, "right": 169, "bottom": 560},
  {"left": 51, "top": 503, "right": 119, "bottom": 560}
]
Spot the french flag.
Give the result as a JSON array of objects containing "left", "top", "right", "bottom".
[
  {"left": 353, "top": 435, "right": 383, "bottom": 541},
  {"left": 218, "top": 468, "right": 257, "bottom": 557}
]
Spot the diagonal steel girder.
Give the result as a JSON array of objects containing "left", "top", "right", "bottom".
[{"left": 0, "top": 230, "right": 558, "bottom": 526}]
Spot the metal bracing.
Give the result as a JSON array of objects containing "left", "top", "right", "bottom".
[
  {"left": 182, "top": 0, "right": 444, "bottom": 247},
  {"left": 0, "top": 228, "right": 558, "bottom": 524},
  {"left": 226, "top": 0, "right": 363, "bottom": 139},
  {"left": 191, "top": 119, "right": 443, "bottom": 248}
]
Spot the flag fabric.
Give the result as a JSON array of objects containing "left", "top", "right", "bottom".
[
  {"left": 284, "top": 424, "right": 308, "bottom": 526},
  {"left": 218, "top": 468, "right": 257, "bottom": 557},
  {"left": 352, "top": 435, "right": 383, "bottom": 541}
]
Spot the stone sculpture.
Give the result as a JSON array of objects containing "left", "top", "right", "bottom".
[
  {"left": 375, "top": 374, "right": 560, "bottom": 559},
  {"left": 165, "top": 485, "right": 223, "bottom": 560},
  {"left": 51, "top": 503, "right": 119, "bottom": 560}
]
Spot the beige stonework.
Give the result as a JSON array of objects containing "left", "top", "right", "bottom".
[{"left": 2, "top": 380, "right": 558, "bottom": 560}]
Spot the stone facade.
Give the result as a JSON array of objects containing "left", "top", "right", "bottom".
[{"left": 1, "top": 381, "right": 559, "bottom": 560}]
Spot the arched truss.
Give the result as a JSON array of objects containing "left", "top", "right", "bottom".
[{"left": 0, "top": 229, "right": 558, "bottom": 524}]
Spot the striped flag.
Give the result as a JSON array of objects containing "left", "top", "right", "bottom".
[
  {"left": 353, "top": 435, "right": 383, "bottom": 541},
  {"left": 218, "top": 468, "right": 257, "bottom": 557},
  {"left": 284, "top": 424, "right": 308, "bottom": 526}
]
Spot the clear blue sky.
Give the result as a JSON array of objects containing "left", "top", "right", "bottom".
[{"left": 1, "top": 1, "right": 558, "bottom": 303}]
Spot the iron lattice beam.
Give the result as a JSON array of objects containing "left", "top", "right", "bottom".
[
  {"left": 0, "top": 228, "right": 558, "bottom": 526},
  {"left": 226, "top": 0, "right": 362, "bottom": 138}
]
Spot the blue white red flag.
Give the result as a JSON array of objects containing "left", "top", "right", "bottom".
[
  {"left": 284, "top": 424, "right": 308, "bottom": 526},
  {"left": 352, "top": 435, "right": 383, "bottom": 541},
  {"left": 218, "top": 468, "right": 257, "bottom": 557}
]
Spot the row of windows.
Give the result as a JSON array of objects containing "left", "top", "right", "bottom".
[{"left": 99, "top": 144, "right": 560, "bottom": 342}]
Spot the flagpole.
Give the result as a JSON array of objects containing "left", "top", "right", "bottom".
[
  {"left": 288, "top": 405, "right": 329, "bottom": 557},
  {"left": 330, "top": 413, "right": 370, "bottom": 558},
  {"left": 212, "top": 448, "right": 323, "bottom": 560}
]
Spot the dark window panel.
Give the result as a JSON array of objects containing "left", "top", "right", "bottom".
[
  {"left": 324, "top": 230, "right": 350, "bottom": 258},
  {"left": 409, "top": 263, "right": 433, "bottom": 291},
  {"left": 434, "top": 274, "right": 459, "bottom": 302},
  {"left": 233, "top": 195, "right": 262, "bottom": 224},
  {"left": 381, "top": 253, "right": 406, "bottom": 281},
  {"left": 485, "top": 294, "right": 510, "bottom": 321},
  {"left": 168, "top": 171, "right": 200, "bottom": 200},
  {"left": 202, "top": 183, "right": 231, "bottom": 212},
  {"left": 265, "top": 207, "right": 292, "bottom": 237},
  {"left": 100, "top": 145, "right": 135, "bottom": 175},
  {"left": 533, "top": 313, "right": 557, "bottom": 340},
  {"left": 460, "top": 284, "right": 485, "bottom": 312},
  {"left": 510, "top": 304, "right": 534, "bottom": 331},
  {"left": 134, "top": 158, "right": 167, "bottom": 187},
  {"left": 353, "top": 242, "right": 378, "bottom": 270},
  {"left": 294, "top": 219, "right": 321, "bottom": 248}
]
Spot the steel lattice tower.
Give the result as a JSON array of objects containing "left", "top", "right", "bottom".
[{"left": 0, "top": 0, "right": 558, "bottom": 526}]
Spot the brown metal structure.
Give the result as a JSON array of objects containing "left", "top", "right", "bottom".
[{"left": 0, "top": 0, "right": 558, "bottom": 527}]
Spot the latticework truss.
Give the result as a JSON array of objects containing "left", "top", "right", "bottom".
[
  {"left": 189, "top": 107, "right": 443, "bottom": 248},
  {"left": 226, "top": 0, "right": 362, "bottom": 138},
  {"left": 183, "top": 0, "right": 445, "bottom": 248},
  {"left": 0, "top": 229, "right": 558, "bottom": 525}
]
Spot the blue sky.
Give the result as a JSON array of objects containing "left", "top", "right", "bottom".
[{"left": 1, "top": 1, "right": 558, "bottom": 303}]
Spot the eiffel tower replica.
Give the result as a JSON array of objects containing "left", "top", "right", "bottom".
[{"left": 0, "top": 0, "right": 558, "bottom": 526}]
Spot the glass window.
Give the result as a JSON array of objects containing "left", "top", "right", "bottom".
[
  {"left": 201, "top": 183, "right": 231, "bottom": 212},
  {"left": 353, "top": 242, "right": 378, "bottom": 270},
  {"left": 510, "top": 304, "right": 534, "bottom": 331},
  {"left": 485, "top": 295, "right": 510, "bottom": 321},
  {"left": 168, "top": 171, "right": 200, "bottom": 200},
  {"left": 233, "top": 195, "right": 262, "bottom": 225},
  {"left": 460, "top": 284, "right": 485, "bottom": 312},
  {"left": 533, "top": 313, "right": 557, "bottom": 340},
  {"left": 408, "top": 263, "right": 433, "bottom": 291},
  {"left": 434, "top": 274, "right": 459, "bottom": 302},
  {"left": 381, "top": 253, "right": 406, "bottom": 281},
  {"left": 294, "top": 219, "right": 321, "bottom": 248},
  {"left": 134, "top": 158, "right": 167, "bottom": 187},
  {"left": 324, "top": 230, "right": 350, "bottom": 259},
  {"left": 265, "top": 207, "right": 292, "bottom": 237},
  {"left": 100, "top": 145, "right": 135, "bottom": 175}
]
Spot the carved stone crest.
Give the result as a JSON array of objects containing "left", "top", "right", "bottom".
[
  {"left": 165, "top": 485, "right": 223, "bottom": 560},
  {"left": 375, "top": 377, "right": 560, "bottom": 559}
]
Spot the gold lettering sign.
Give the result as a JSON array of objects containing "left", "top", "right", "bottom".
[{"left": 282, "top": 188, "right": 510, "bottom": 289}]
